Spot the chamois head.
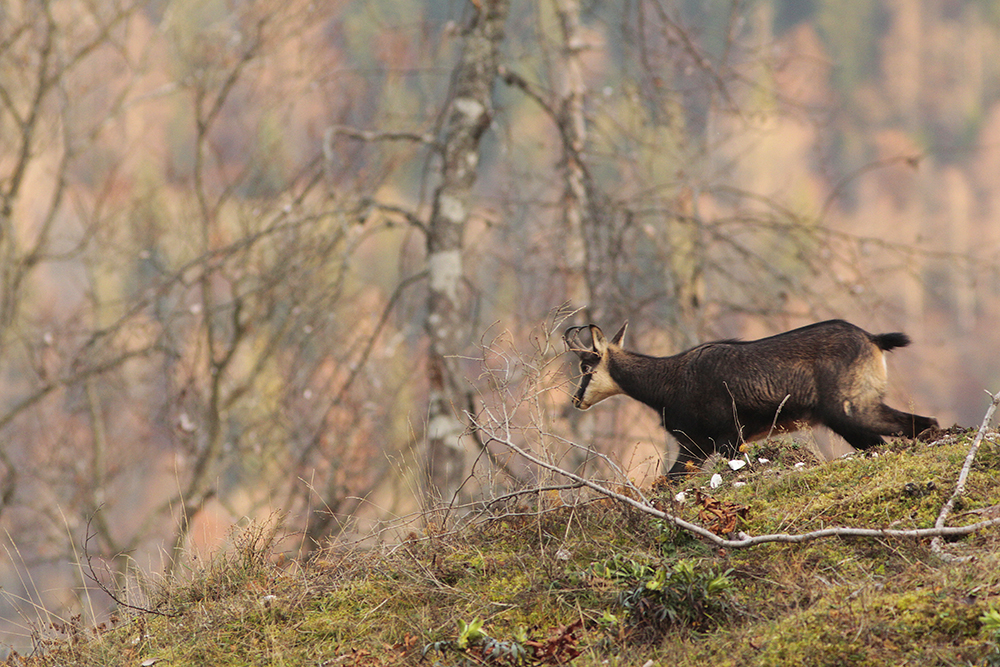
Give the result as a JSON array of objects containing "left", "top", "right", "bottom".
[{"left": 564, "top": 322, "right": 628, "bottom": 410}]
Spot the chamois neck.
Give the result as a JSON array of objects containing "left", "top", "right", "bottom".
[{"left": 607, "top": 349, "right": 678, "bottom": 407}]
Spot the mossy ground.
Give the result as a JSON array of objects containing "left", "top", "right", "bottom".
[{"left": 12, "top": 430, "right": 1000, "bottom": 666}]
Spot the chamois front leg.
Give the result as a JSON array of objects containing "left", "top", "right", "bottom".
[
  {"left": 872, "top": 404, "right": 938, "bottom": 438},
  {"left": 665, "top": 437, "right": 713, "bottom": 478}
]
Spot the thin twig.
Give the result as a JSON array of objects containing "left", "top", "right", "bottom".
[
  {"left": 935, "top": 389, "right": 1000, "bottom": 529},
  {"left": 82, "top": 513, "right": 178, "bottom": 618},
  {"left": 544, "top": 432, "right": 650, "bottom": 505},
  {"left": 766, "top": 394, "right": 791, "bottom": 440},
  {"left": 367, "top": 201, "right": 428, "bottom": 233},
  {"left": 931, "top": 390, "right": 1000, "bottom": 559}
]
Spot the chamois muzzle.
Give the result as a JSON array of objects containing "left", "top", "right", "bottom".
[{"left": 564, "top": 326, "right": 592, "bottom": 409}]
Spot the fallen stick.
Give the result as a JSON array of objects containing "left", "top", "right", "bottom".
[
  {"left": 476, "top": 394, "right": 1000, "bottom": 551},
  {"left": 931, "top": 390, "right": 1000, "bottom": 559}
]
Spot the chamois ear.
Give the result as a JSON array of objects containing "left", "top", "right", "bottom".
[
  {"left": 589, "top": 325, "right": 608, "bottom": 355},
  {"left": 611, "top": 321, "right": 628, "bottom": 347}
]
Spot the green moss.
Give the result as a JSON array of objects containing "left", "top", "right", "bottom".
[
  {"left": 754, "top": 587, "right": 987, "bottom": 667},
  {"left": 710, "top": 435, "right": 999, "bottom": 538}
]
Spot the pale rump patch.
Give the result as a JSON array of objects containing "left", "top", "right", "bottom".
[{"left": 847, "top": 347, "right": 890, "bottom": 406}]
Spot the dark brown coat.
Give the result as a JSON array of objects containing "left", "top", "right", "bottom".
[{"left": 565, "top": 320, "right": 938, "bottom": 477}]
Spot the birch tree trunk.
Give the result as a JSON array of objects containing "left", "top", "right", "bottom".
[
  {"left": 424, "top": 0, "right": 510, "bottom": 504},
  {"left": 551, "top": 0, "right": 627, "bottom": 327}
]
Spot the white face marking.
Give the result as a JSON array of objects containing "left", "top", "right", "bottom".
[{"left": 577, "top": 358, "right": 624, "bottom": 409}]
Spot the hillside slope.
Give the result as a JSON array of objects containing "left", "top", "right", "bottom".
[{"left": 16, "top": 429, "right": 1000, "bottom": 667}]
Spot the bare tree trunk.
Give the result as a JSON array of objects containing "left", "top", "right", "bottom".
[
  {"left": 551, "top": 0, "right": 626, "bottom": 327},
  {"left": 424, "top": 0, "right": 510, "bottom": 505},
  {"left": 551, "top": 0, "right": 589, "bottom": 313}
]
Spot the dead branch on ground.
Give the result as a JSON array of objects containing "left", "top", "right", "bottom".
[{"left": 931, "top": 390, "right": 1000, "bottom": 560}]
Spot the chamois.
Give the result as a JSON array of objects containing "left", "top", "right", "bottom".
[{"left": 564, "top": 319, "right": 938, "bottom": 477}]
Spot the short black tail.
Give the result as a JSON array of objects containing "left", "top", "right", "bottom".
[{"left": 871, "top": 332, "right": 911, "bottom": 351}]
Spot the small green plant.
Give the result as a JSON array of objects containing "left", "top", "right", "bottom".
[
  {"left": 983, "top": 606, "right": 1000, "bottom": 666},
  {"left": 423, "top": 618, "right": 582, "bottom": 666},
  {"left": 590, "top": 553, "right": 654, "bottom": 582},
  {"left": 597, "top": 610, "right": 620, "bottom": 629},
  {"left": 456, "top": 617, "right": 486, "bottom": 649},
  {"left": 424, "top": 618, "right": 526, "bottom": 666},
  {"left": 983, "top": 606, "right": 1000, "bottom": 632},
  {"left": 616, "top": 558, "right": 736, "bottom": 636}
]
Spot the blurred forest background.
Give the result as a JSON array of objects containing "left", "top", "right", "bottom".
[{"left": 2, "top": 0, "right": 1000, "bottom": 652}]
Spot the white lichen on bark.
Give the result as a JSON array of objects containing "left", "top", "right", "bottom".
[{"left": 428, "top": 249, "right": 463, "bottom": 306}]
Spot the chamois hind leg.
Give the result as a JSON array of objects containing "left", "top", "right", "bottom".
[
  {"left": 824, "top": 414, "right": 886, "bottom": 451},
  {"left": 825, "top": 404, "right": 938, "bottom": 452},
  {"left": 871, "top": 404, "right": 938, "bottom": 438}
]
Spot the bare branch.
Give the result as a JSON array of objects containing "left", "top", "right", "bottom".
[
  {"left": 82, "top": 513, "right": 178, "bottom": 618},
  {"left": 648, "top": 0, "right": 738, "bottom": 112},
  {"left": 498, "top": 66, "right": 556, "bottom": 118},
  {"left": 819, "top": 154, "right": 923, "bottom": 223},
  {"left": 482, "top": 483, "right": 587, "bottom": 509},
  {"left": 366, "top": 200, "right": 429, "bottom": 234},
  {"left": 0, "top": 343, "right": 162, "bottom": 433},
  {"left": 329, "top": 125, "right": 439, "bottom": 148},
  {"left": 478, "top": 421, "right": 1000, "bottom": 549},
  {"left": 936, "top": 390, "right": 1000, "bottom": 528}
]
